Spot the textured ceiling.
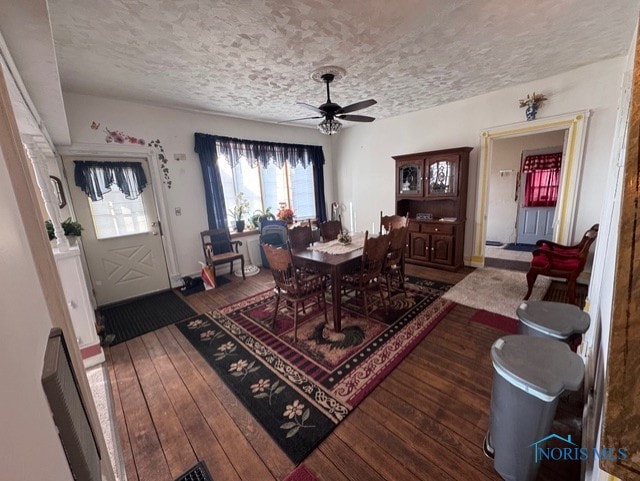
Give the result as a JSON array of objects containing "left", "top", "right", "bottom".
[{"left": 47, "top": 0, "right": 640, "bottom": 127}]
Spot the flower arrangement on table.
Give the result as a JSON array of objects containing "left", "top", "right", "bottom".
[
  {"left": 337, "top": 229, "right": 352, "bottom": 245},
  {"left": 277, "top": 207, "right": 295, "bottom": 224}
]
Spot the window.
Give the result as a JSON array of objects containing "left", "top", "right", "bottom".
[
  {"left": 74, "top": 160, "right": 151, "bottom": 238},
  {"left": 521, "top": 152, "right": 562, "bottom": 208},
  {"left": 524, "top": 168, "right": 560, "bottom": 207},
  {"left": 88, "top": 187, "right": 150, "bottom": 239},
  {"left": 194, "top": 133, "right": 327, "bottom": 229},
  {"left": 218, "top": 153, "right": 316, "bottom": 227}
]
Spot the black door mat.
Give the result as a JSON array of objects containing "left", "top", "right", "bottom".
[
  {"left": 504, "top": 243, "right": 537, "bottom": 252},
  {"left": 100, "top": 290, "right": 197, "bottom": 345},
  {"left": 175, "top": 461, "right": 213, "bottom": 481}
]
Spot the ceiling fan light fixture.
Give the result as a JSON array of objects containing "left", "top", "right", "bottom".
[{"left": 318, "top": 118, "right": 342, "bottom": 135}]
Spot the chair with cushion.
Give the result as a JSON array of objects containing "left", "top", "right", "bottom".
[
  {"left": 262, "top": 243, "right": 327, "bottom": 341},
  {"left": 288, "top": 224, "right": 314, "bottom": 249},
  {"left": 319, "top": 216, "right": 342, "bottom": 241},
  {"left": 524, "top": 224, "right": 599, "bottom": 305},
  {"left": 379, "top": 211, "right": 409, "bottom": 234},
  {"left": 201, "top": 229, "right": 245, "bottom": 282},
  {"left": 341, "top": 232, "right": 390, "bottom": 319},
  {"left": 382, "top": 226, "right": 409, "bottom": 297}
]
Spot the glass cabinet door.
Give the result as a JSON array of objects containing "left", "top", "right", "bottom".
[
  {"left": 398, "top": 161, "right": 422, "bottom": 196},
  {"left": 427, "top": 155, "right": 458, "bottom": 197}
]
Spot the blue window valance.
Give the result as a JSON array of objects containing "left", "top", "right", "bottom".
[
  {"left": 206, "top": 134, "right": 326, "bottom": 170},
  {"left": 194, "top": 133, "right": 328, "bottom": 229},
  {"left": 74, "top": 160, "right": 148, "bottom": 201}
]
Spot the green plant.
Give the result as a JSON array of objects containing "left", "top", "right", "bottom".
[
  {"left": 45, "top": 220, "right": 56, "bottom": 240},
  {"left": 61, "top": 217, "right": 83, "bottom": 237},
  {"left": 228, "top": 192, "right": 250, "bottom": 221},
  {"left": 249, "top": 206, "right": 276, "bottom": 228}
]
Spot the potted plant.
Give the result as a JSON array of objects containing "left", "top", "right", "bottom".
[
  {"left": 249, "top": 206, "right": 276, "bottom": 229},
  {"left": 229, "top": 192, "right": 250, "bottom": 232},
  {"left": 45, "top": 218, "right": 84, "bottom": 245},
  {"left": 45, "top": 220, "right": 56, "bottom": 240}
]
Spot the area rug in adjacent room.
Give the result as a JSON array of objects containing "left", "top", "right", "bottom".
[
  {"left": 101, "top": 290, "right": 197, "bottom": 345},
  {"left": 175, "top": 276, "right": 453, "bottom": 464},
  {"left": 442, "top": 267, "right": 550, "bottom": 319}
]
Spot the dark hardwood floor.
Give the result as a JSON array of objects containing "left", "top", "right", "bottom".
[{"left": 105, "top": 265, "right": 582, "bottom": 481}]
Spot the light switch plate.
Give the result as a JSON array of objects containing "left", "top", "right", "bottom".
[{"left": 175, "top": 207, "right": 182, "bottom": 216}]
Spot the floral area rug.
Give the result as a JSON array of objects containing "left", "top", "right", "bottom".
[{"left": 175, "top": 276, "right": 453, "bottom": 464}]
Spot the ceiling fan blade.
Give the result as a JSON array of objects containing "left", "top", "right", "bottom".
[
  {"left": 297, "top": 102, "right": 324, "bottom": 114},
  {"left": 278, "top": 115, "right": 323, "bottom": 124},
  {"left": 337, "top": 114, "right": 375, "bottom": 122},
  {"left": 336, "top": 99, "right": 377, "bottom": 114}
]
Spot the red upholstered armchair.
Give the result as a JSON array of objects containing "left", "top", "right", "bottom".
[{"left": 524, "top": 224, "right": 599, "bottom": 305}]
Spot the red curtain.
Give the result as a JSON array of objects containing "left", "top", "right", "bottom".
[
  {"left": 524, "top": 168, "right": 559, "bottom": 207},
  {"left": 522, "top": 152, "right": 562, "bottom": 172},
  {"left": 522, "top": 152, "right": 562, "bottom": 207}
]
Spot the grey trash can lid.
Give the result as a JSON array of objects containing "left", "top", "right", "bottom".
[
  {"left": 516, "top": 301, "right": 590, "bottom": 339},
  {"left": 491, "top": 335, "right": 584, "bottom": 401}
]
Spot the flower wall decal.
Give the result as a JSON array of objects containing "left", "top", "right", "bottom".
[{"left": 91, "top": 121, "right": 172, "bottom": 188}]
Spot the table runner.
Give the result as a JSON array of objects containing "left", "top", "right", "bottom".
[{"left": 308, "top": 232, "right": 365, "bottom": 255}]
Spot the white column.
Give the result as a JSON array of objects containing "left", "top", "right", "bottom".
[{"left": 22, "top": 135, "right": 69, "bottom": 251}]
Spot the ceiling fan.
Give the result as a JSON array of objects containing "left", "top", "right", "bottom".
[{"left": 283, "top": 67, "right": 377, "bottom": 135}]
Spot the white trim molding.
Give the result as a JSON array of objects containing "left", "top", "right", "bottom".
[{"left": 470, "top": 110, "right": 590, "bottom": 267}]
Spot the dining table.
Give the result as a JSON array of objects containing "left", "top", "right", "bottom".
[{"left": 291, "top": 233, "right": 365, "bottom": 332}]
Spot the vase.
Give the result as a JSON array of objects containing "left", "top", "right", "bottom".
[
  {"left": 525, "top": 103, "right": 538, "bottom": 121},
  {"left": 235, "top": 220, "right": 245, "bottom": 233}
]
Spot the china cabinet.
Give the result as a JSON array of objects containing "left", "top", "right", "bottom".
[{"left": 392, "top": 147, "right": 472, "bottom": 270}]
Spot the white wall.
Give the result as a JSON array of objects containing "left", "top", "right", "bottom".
[
  {"left": 0, "top": 115, "right": 74, "bottom": 480},
  {"left": 582, "top": 29, "right": 637, "bottom": 481},
  {"left": 487, "top": 132, "right": 565, "bottom": 244},
  {"left": 333, "top": 57, "right": 626, "bottom": 260},
  {"left": 61, "top": 93, "right": 334, "bottom": 279}
]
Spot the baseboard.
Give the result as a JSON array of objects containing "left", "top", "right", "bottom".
[{"left": 80, "top": 343, "right": 105, "bottom": 368}]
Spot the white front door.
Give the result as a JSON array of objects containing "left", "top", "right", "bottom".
[{"left": 64, "top": 156, "right": 170, "bottom": 306}]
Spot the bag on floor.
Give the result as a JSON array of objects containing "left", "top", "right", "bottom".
[{"left": 199, "top": 262, "right": 216, "bottom": 290}]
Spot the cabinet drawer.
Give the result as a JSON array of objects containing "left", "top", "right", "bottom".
[
  {"left": 408, "top": 221, "right": 421, "bottom": 232},
  {"left": 421, "top": 223, "right": 453, "bottom": 235}
]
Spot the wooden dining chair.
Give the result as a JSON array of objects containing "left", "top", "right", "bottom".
[
  {"left": 201, "top": 229, "right": 245, "bottom": 281},
  {"left": 288, "top": 223, "right": 314, "bottom": 249},
  {"left": 382, "top": 226, "right": 409, "bottom": 297},
  {"left": 524, "top": 224, "right": 599, "bottom": 305},
  {"left": 379, "top": 211, "right": 408, "bottom": 234},
  {"left": 341, "top": 231, "right": 390, "bottom": 319},
  {"left": 319, "top": 215, "right": 342, "bottom": 241},
  {"left": 262, "top": 243, "right": 327, "bottom": 341}
]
